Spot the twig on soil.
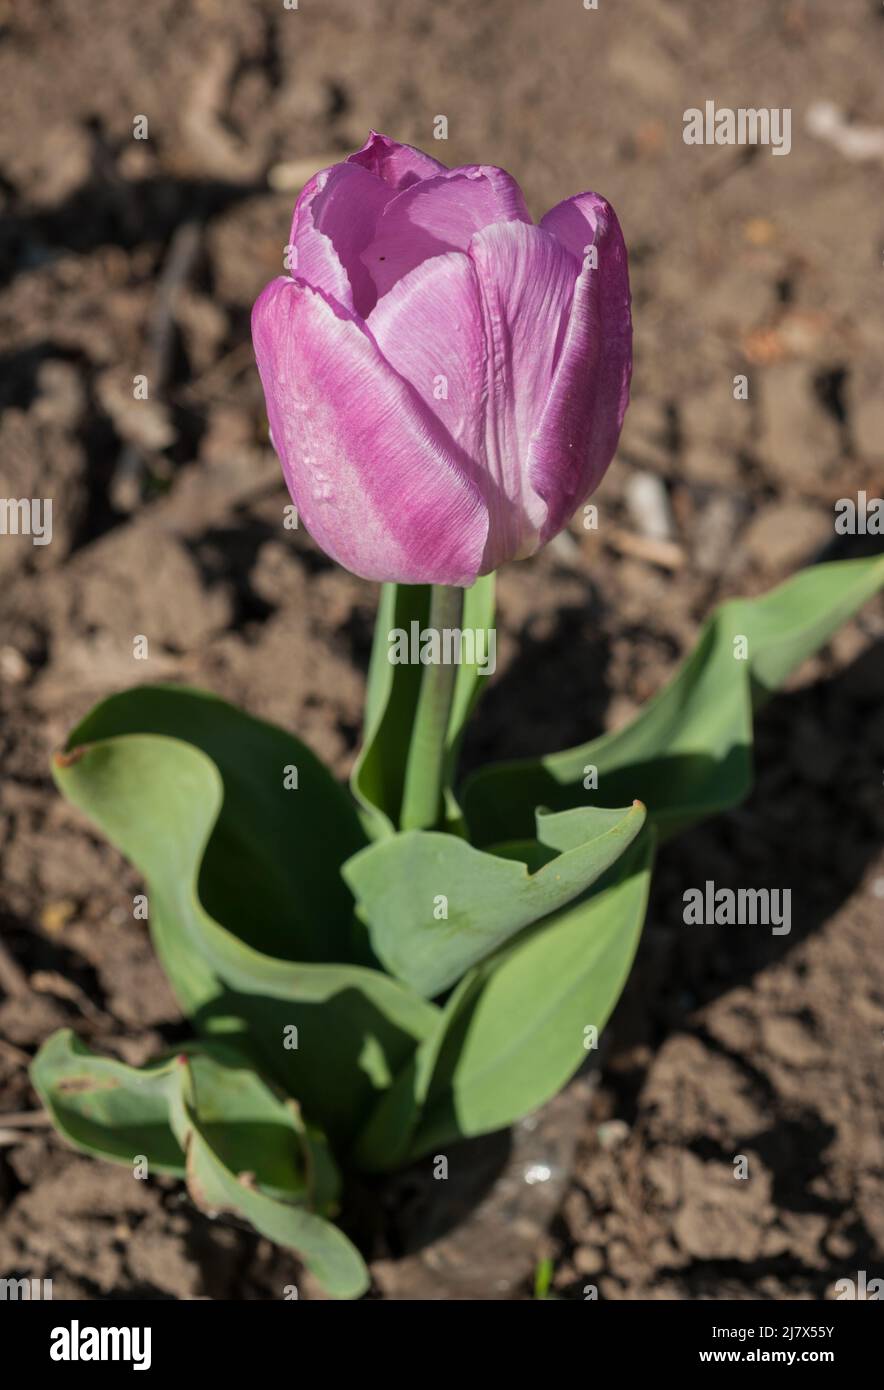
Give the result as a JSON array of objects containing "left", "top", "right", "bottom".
[
  {"left": 148, "top": 223, "right": 203, "bottom": 385},
  {"left": 604, "top": 526, "right": 686, "bottom": 570},
  {"left": 0, "top": 1109, "right": 52, "bottom": 1127},
  {"left": 0, "top": 1037, "right": 33, "bottom": 1068},
  {"left": 30, "top": 970, "right": 112, "bottom": 1027},
  {"left": 111, "top": 221, "right": 202, "bottom": 511},
  {"left": 0, "top": 1110, "right": 64, "bottom": 1150}
]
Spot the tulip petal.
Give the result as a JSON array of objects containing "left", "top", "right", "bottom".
[
  {"left": 467, "top": 220, "right": 581, "bottom": 567},
  {"left": 252, "top": 277, "right": 489, "bottom": 586},
  {"left": 361, "top": 167, "right": 532, "bottom": 302},
  {"left": 290, "top": 163, "right": 392, "bottom": 316},
  {"left": 367, "top": 251, "right": 487, "bottom": 467},
  {"left": 347, "top": 130, "right": 448, "bottom": 190},
  {"left": 533, "top": 194, "right": 632, "bottom": 542}
]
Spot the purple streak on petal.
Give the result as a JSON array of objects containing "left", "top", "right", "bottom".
[
  {"left": 467, "top": 220, "right": 580, "bottom": 569},
  {"left": 251, "top": 276, "right": 489, "bottom": 586},
  {"left": 367, "top": 250, "right": 487, "bottom": 467},
  {"left": 533, "top": 193, "right": 632, "bottom": 545},
  {"left": 347, "top": 131, "right": 448, "bottom": 190},
  {"left": 361, "top": 166, "right": 533, "bottom": 302},
  {"left": 290, "top": 162, "right": 392, "bottom": 317}
]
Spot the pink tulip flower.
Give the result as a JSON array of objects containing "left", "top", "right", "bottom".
[{"left": 252, "top": 132, "right": 632, "bottom": 586}]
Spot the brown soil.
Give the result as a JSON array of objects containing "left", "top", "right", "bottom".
[{"left": 1, "top": 0, "right": 882, "bottom": 1300}]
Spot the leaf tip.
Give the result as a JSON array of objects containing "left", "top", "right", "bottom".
[{"left": 53, "top": 745, "right": 89, "bottom": 769}]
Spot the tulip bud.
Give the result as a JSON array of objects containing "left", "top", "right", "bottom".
[{"left": 252, "top": 132, "right": 632, "bottom": 585}]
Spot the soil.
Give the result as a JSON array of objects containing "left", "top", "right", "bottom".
[{"left": 1, "top": 0, "right": 883, "bottom": 1300}]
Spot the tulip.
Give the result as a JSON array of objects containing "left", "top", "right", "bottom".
[{"left": 252, "top": 132, "right": 632, "bottom": 587}]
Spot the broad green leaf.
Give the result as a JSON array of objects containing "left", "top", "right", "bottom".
[
  {"left": 351, "top": 968, "right": 479, "bottom": 1171},
  {"left": 31, "top": 1029, "right": 188, "bottom": 1175},
  {"left": 52, "top": 731, "right": 440, "bottom": 1148},
  {"left": 463, "top": 556, "right": 884, "bottom": 845},
  {"left": 351, "top": 576, "right": 496, "bottom": 838},
  {"left": 32, "top": 1032, "right": 368, "bottom": 1299},
  {"left": 32, "top": 1030, "right": 322, "bottom": 1200},
  {"left": 173, "top": 1081, "right": 368, "bottom": 1300},
  {"left": 344, "top": 802, "right": 646, "bottom": 998},
  {"left": 406, "top": 830, "right": 655, "bottom": 1159},
  {"left": 174, "top": 1047, "right": 317, "bottom": 1202},
  {"left": 66, "top": 685, "right": 367, "bottom": 963}
]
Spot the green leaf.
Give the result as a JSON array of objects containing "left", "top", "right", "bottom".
[
  {"left": 350, "top": 967, "right": 479, "bottom": 1171},
  {"left": 406, "top": 829, "right": 655, "bottom": 1159},
  {"left": 534, "top": 1257, "right": 555, "bottom": 1300},
  {"left": 52, "top": 724, "right": 440, "bottom": 1148},
  {"left": 32, "top": 1031, "right": 368, "bottom": 1299},
  {"left": 175, "top": 1047, "right": 316, "bottom": 1202},
  {"left": 31, "top": 1029, "right": 189, "bottom": 1175},
  {"left": 351, "top": 575, "right": 495, "bottom": 838},
  {"left": 344, "top": 802, "right": 646, "bottom": 998},
  {"left": 32, "top": 1030, "right": 320, "bottom": 1201},
  {"left": 176, "top": 1096, "right": 368, "bottom": 1299},
  {"left": 463, "top": 556, "right": 884, "bottom": 845},
  {"left": 65, "top": 684, "right": 367, "bottom": 963}
]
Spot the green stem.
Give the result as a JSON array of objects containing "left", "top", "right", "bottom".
[{"left": 399, "top": 584, "right": 464, "bottom": 831}]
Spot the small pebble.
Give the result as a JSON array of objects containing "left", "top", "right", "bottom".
[{"left": 597, "top": 1120, "right": 630, "bottom": 1150}]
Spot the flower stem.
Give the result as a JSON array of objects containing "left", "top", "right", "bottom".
[{"left": 399, "top": 584, "right": 464, "bottom": 832}]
